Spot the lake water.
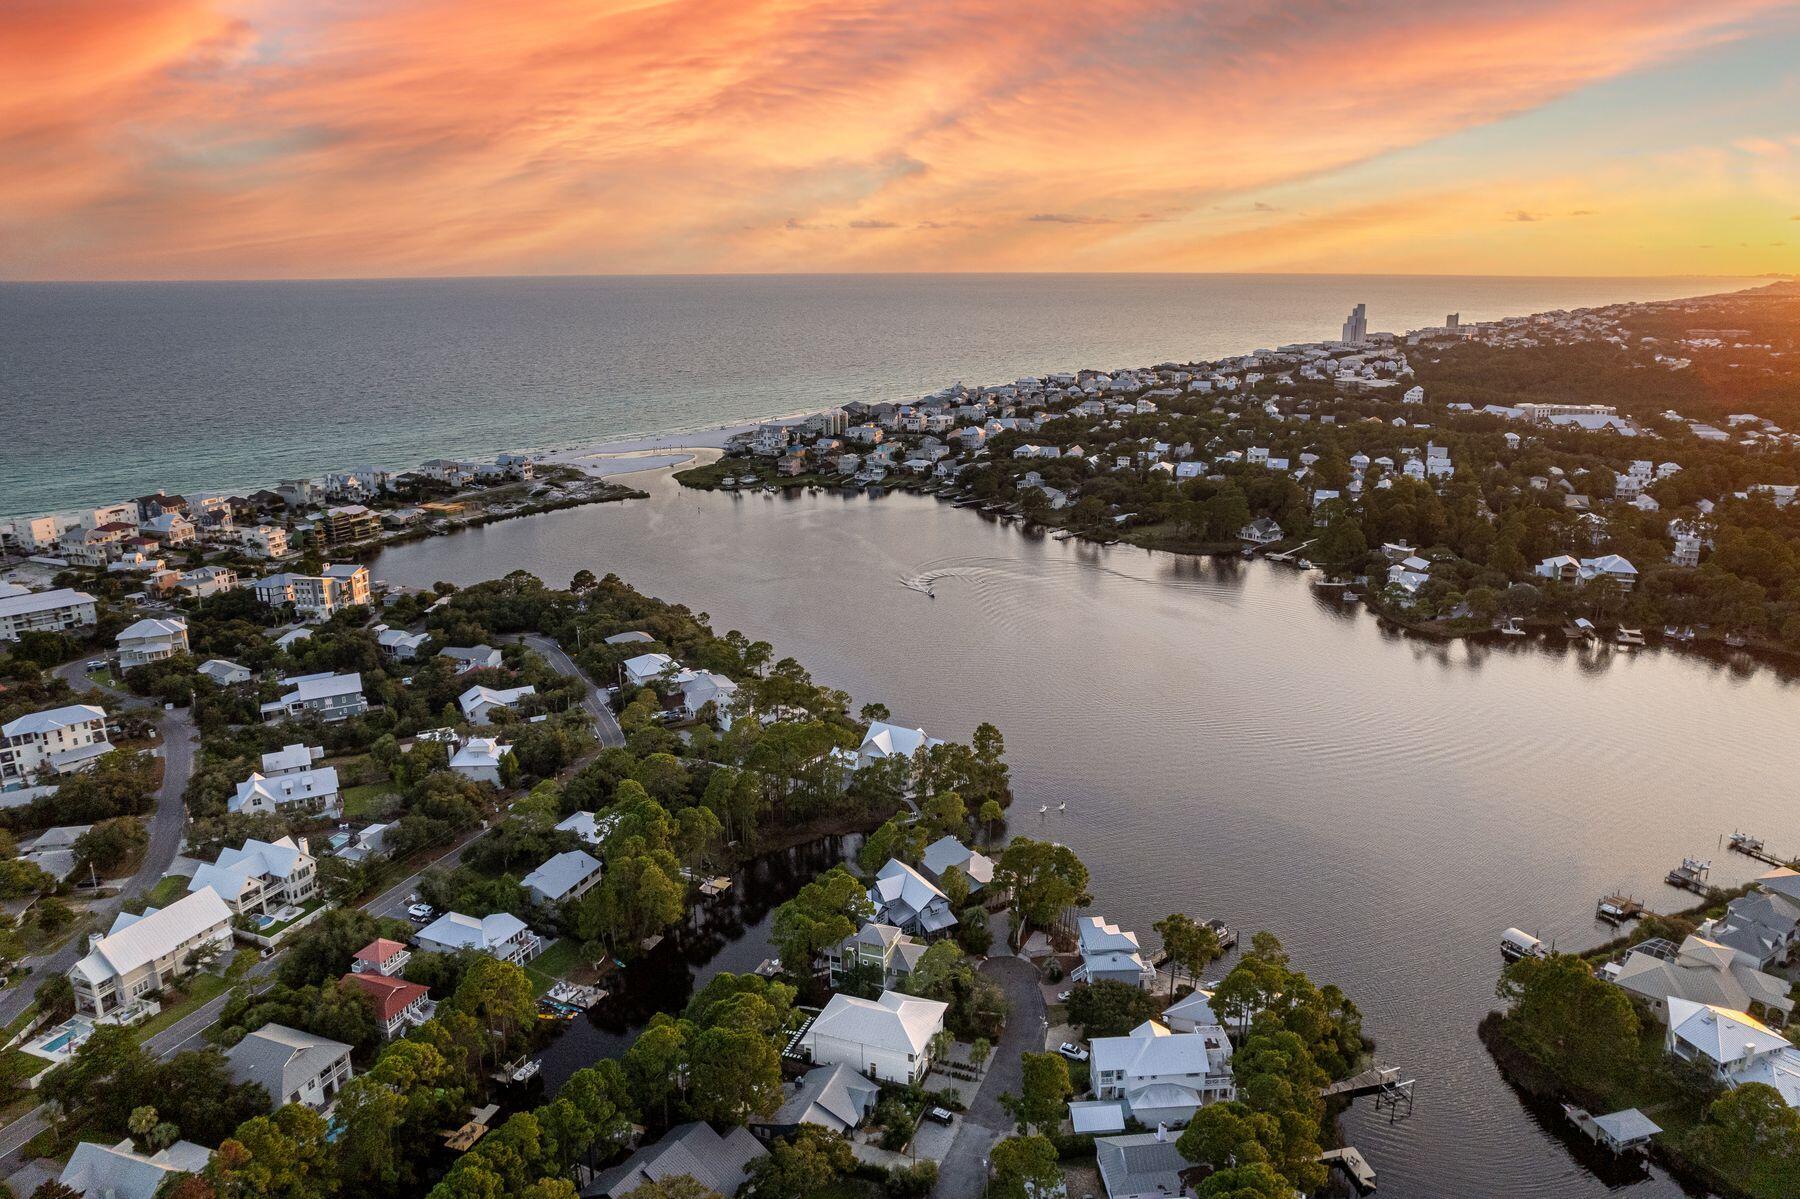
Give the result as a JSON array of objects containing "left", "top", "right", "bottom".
[
  {"left": 374, "top": 467, "right": 1800, "bottom": 1199},
  {"left": 0, "top": 272, "right": 1745, "bottom": 517}
]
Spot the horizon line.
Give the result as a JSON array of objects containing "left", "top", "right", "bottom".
[{"left": 2, "top": 269, "right": 1791, "bottom": 287}]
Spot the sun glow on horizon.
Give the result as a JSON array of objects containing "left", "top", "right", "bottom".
[{"left": 2, "top": 0, "right": 1798, "bottom": 281}]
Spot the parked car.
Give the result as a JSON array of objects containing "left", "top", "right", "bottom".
[
  {"left": 406, "top": 902, "right": 436, "bottom": 922},
  {"left": 924, "top": 1106, "right": 954, "bottom": 1125},
  {"left": 1057, "top": 1043, "right": 1089, "bottom": 1062},
  {"left": 1056, "top": 989, "right": 1073, "bottom": 1003}
]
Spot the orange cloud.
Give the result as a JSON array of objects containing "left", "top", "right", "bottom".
[{"left": 0, "top": 0, "right": 1792, "bottom": 278}]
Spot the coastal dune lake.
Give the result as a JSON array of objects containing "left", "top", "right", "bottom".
[{"left": 377, "top": 468, "right": 1798, "bottom": 1199}]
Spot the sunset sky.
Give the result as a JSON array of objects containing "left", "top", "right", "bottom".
[{"left": 4, "top": 0, "right": 1799, "bottom": 280}]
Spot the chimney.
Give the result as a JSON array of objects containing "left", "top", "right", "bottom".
[{"left": 1155, "top": 1122, "right": 1167, "bottom": 1143}]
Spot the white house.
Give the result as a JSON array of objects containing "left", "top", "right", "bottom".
[
  {"left": 376, "top": 627, "right": 431, "bottom": 661},
  {"left": 458, "top": 683, "right": 536, "bottom": 725},
  {"left": 621, "top": 652, "right": 678, "bottom": 688},
  {"left": 261, "top": 743, "right": 323, "bottom": 776},
  {"left": 448, "top": 736, "right": 512, "bottom": 785},
  {"left": 414, "top": 911, "right": 541, "bottom": 964},
  {"left": 225, "top": 1023, "right": 353, "bottom": 1111},
  {"left": 758, "top": 1062, "right": 882, "bottom": 1140},
  {"left": 868, "top": 859, "right": 957, "bottom": 936},
  {"left": 188, "top": 836, "right": 317, "bottom": 916},
  {"left": 1076, "top": 915, "right": 1157, "bottom": 989},
  {"left": 800, "top": 989, "right": 949, "bottom": 1084},
  {"left": 555, "top": 810, "right": 620, "bottom": 848},
  {"left": 350, "top": 937, "right": 411, "bottom": 977},
  {"left": 1088, "top": 1020, "right": 1236, "bottom": 1127},
  {"left": 252, "top": 564, "right": 369, "bottom": 619},
  {"left": 70, "top": 888, "right": 235, "bottom": 1017},
  {"left": 260, "top": 672, "right": 368, "bottom": 722},
  {"left": 229, "top": 765, "right": 341, "bottom": 817},
  {"left": 1160, "top": 988, "right": 1224, "bottom": 1035},
  {"left": 115, "top": 617, "right": 188, "bottom": 669},
  {"left": 1665, "top": 997, "right": 1800, "bottom": 1108},
  {"left": 856, "top": 721, "right": 944, "bottom": 769},
  {"left": 521, "top": 849, "right": 605, "bottom": 905},
  {"left": 676, "top": 670, "right": 740, "bottom": 729},
  {"left": 1, "top": 704, "right": 111, "bottom": 785},
  {"left": 0, "top": 588, "right": 98, "bottom": 640}
]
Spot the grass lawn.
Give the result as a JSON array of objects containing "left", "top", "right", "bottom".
[
  {"left": 343, "top": 783, "right": 400, "bottom": 820},
  {"left": 130, "top": 972, "right": 233, "bottom": 1042},
  {"left": 524, "top": 939, "right": 583, "bottom": 995},
  {"left": 141, "top": 875, "right": 192, "bottom": 908}
]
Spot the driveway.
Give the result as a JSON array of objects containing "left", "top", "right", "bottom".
[
  {"left": 0, "top": 666, "right": 195, "bottom": 1028},
  {"left": 936, "top": 955, "right": 1046, "bottom": 1198}
]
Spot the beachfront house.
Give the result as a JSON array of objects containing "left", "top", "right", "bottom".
[
  {"left": 1075, "top": 915, "right": 1157, "bottom": 989},
  {"left": 115, "top": 617, "right": 189, "bottom": 669},
  {"left": 342, "top": 972, "right": 434, "bottom": 1039},
  {"left": 260, "top": 672, "right": 368, "bottom": 723},
  {"left": 1238, "top": 516, "right": 1283, "bottom": 544},
  {"left": 70, "top": 888, "right": 235, "bottom": 1018},
  {"left": 1087, "top": 1020, "right": 1236, "bottom": 1127},
  {"left": 868, "top": 859, "right": 957, "bottom": 936},
  {"left": 521, "top": 849, "right": 604, "bottom": 905},
  {"left": 1612, "top": 934, "right": 1794, "bottom": 1027},
  {"left": 448, "top": 736, "right": 512, "bottom": 785},
  {"left": 1, "top": 704, "right": 111, "bottom": 785},
  {"left": 414, "top": 911, "right": 541, "bottom": 964},
  {"left": 800, "top": 989, "right": 949, "bottom": 1084},
  {"left": 58, "top": 1139, "right": 214, "bottom": 1199},
  {"left": 826, "top": 922, "right": 928, "bottom": 989},
  {"left": 855, "top": 720, "right": 944, "bottom": 770},
  {"left": 754, "top": 1062, "right": 881, "bottom": 1142},
  {"left": 229, "top": 764, "right": 341, "bottom": 817},
  {"left": 457, "top": 683, "right": 535, "bottom": 724},
  {"left": 187, "top": 836, "right": 317, "bottom": 917},
  {"left": 226, "top": 1024, "right": 354, "bottom": 1111}
]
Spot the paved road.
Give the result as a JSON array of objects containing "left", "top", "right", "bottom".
[
  {"left": 0, "top": 665, "right": 196, "bottom": 1029},
  {"left": 936, "top": 955, "right": 1046, "bottom": 1199},
  {"left": 516, "top": 633, "right": 625, "bottom": 748}
]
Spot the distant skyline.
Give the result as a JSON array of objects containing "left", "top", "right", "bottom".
[{"left": 4, "top": 1, "right": 1799, "bottom": 281}]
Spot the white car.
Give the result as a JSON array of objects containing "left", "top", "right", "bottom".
[
  {"left": 1056, "top": 989, "right": 1073, "bottom": 1003},
  {"left": 1057, "top": 1042, "right": 1089, "bottom": 1062},
  {"left": 405, "top": 902, "right": 436, "bottom": 922}
]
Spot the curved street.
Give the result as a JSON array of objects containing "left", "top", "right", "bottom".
[{"left": 936, "top": 953, "right": 1046, "bottom": 1198}]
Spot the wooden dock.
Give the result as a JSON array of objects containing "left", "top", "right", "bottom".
[
  {"left": 1319, "top": 1147, "right": 1377, "bottom": 1193},
  {"left": 1597, "top": 893, "right": 1646, "bottom": 923},
  {"left": 1322, "top": 1065, "right": 1402, "bottom": 1100},
  {"left": 1665, "top": 857, "right": 1712, "bottom": 895},
  {"left": 1728, "top": 832, "right": 1788, "bottom": 868}
]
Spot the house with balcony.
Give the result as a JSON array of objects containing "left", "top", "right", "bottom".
[
  {"left": 229, "top": 764, "right": 341, "bottom": 817},
  {"left": 1075, "top": 915, "right": 1158, "bottom": 989},
  {"left": 521, "top": 849, "right": 604, "bottom": 905},
  {"left": 350, "top": 937, "right": 410, "bottom": 977},
  {"left": 1, "top": 704, "right": 111, "bottom": 786},
  {"left": 115, "top": 617, "right": 189, "bottom": 669},
  {"left": 0, "top": 588, "right": 98, "bottom": 640},
  {"left": 226, "top": 1024, "right": 353, "bottom": 1112},
  {"left": 826, "top": 922, "right": 927, "bottom": 988},
  {"left": 868, "top": 859, "right": 957, "bottom": 936},
  {"left": 414, "top": 911, "right": 541, "bottom": 964},
  {"left": 260, "top": 672, "right": 367, "bottom": 723},
  {"left": 342, "top": 972, "right": 434, "bottom": 1039},
  {"left": 186, "top": 837, "right": 317, "bottom": 917},
  {"left": 449, "top": 736, "right": 512, "bottom": 786},
  {"left": 457, "top": 683, "right": 535, "bottom": 725},
  {"left": 1087, "top": 1020, "right": 1236, "bottom": 1128},
  {"left": 70, "top": 888, "right": 235, "bottom": 1018}
]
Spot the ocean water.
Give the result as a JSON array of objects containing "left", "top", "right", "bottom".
[{"left": 0, "top": 273, "right": 1746, "bottom": 517}]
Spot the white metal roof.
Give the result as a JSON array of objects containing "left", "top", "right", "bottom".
[
  {"left": 2, "top": 704, "right": 106, "bottom": 738},
  {"left": 73, "top": 887, "right": 230, "bottom": 982}
]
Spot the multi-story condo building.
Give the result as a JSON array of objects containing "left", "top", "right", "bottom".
[
  {"left": 0, "top": 588, "right": 98, "bottom": 640},
  {"left": 0, "top": 704, "right": 111, "bottom": 785}
]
